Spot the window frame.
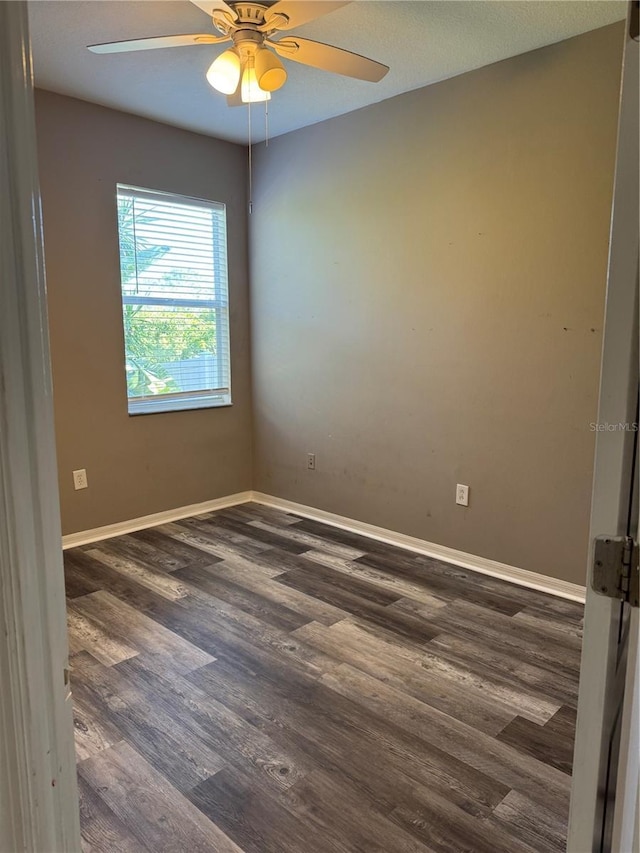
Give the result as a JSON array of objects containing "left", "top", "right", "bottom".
[{"left": 116, "top": 184, "right": 232, "bottom": 416}]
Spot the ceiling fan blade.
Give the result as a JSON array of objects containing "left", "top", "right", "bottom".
[
  {"left": 268, "top": 36, "right": 388, "bottom": 82},
  {"left": 88, "top": 33, "right": 229, "bottom": 54},
  {"left": 190, "top": 0, "right": 238, "bottom": 22},
  {"left": 262, "top": 1, "right": 349, "bottom": 31}
]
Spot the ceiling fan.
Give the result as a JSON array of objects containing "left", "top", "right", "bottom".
[{"left": 88, "top": 1, "right": 389, "bottom": 106}]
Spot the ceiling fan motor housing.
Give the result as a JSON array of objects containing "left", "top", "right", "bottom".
[
  {"left": 213, "top": 2, "right": 283, "bottom": 36},
  {"left": 232, "top": 3, "right": 271, "bottom": 24},
  {"left": 231, "top": 28, "right": 264, "bottom": 58}
]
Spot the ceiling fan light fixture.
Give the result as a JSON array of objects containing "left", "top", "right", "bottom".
[
  {"left": 87, "top": 1, "right": 390, "bottom": 111},
  {"left": 241, "top": 60, "right": 271, "bottom": 103},
  {"left": 254, "top": 47, "right": 287, "bottom": 92},
  {"left": 206, "top": 47, "right": 241, "bottom": 94}
]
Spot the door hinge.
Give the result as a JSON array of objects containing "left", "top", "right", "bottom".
[{"left": 592, "top": 536, "right": 639, "bottom": 607}]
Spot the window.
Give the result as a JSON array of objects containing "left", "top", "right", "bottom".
[{"left": 116, "top": 184, "right": 231, "bottom": 415}]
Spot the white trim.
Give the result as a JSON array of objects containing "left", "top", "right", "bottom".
[
  {"left": 62, "top": 491, "right": 253, "bottom": 549},
  {"left": 128, "top": 391, "right": 231, "bottom": 416},
  {"left": 611, "top": 608, "right": 640, "bottom": 852},
  {"left": 252, "top": 493, "right": 586, "bottom": 602}
]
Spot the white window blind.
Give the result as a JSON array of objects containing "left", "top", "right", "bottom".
[{"left": 116, "top": 184, "right": 231, "bottom": 415}]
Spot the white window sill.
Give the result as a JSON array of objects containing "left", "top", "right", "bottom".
[{"left": 128, "top": 392, "right": 232, "bottom": 416}]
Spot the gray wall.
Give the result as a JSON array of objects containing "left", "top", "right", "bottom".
[
  {"left": 249, "top": 24, "right": 624, "bottom": 585},
  {"left": 35, "top": 92, "right": 252, "bottom": 535}
]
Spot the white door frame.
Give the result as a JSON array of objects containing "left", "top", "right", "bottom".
[
  {"left": 0, "top": 3, "right": 81, "bottom": 851},
  {"left": 611, "top": 609, "right": 639, "bottom": 851},
  {"left": 567, "top": 7, "right": 639, "bottom": 851}
]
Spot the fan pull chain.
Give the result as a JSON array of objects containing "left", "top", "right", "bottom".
[
  {"left": 247, "top": 97, "right": 253, "bottom": 215},
  {"left": 265, "top": 98, "right": 269, "bottom": 147}
]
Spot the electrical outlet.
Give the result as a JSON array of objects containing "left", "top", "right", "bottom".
[
  {"left": 73, "top": 469, "right": 88, "bottom": 490},
  {"left": 456, "top": 483, "right": 469, "bottom": 506},
  {"left": 307, "top": 453, "right": 316, "bottom": 471}
]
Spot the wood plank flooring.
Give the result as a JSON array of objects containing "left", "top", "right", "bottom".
[{"left": 65, "top": 503, "right": 583, "bottom": 853}]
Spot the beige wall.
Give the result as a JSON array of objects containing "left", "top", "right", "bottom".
[
  {"left": 35, "top": 92, "right": 252, "bottom": 535},
  {"left": 249, "top": 24, "right": 624, "bottom": 586}
]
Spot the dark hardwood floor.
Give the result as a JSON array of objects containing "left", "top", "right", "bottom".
[{"left": 65, "top": 502, "right": 583, "bottom": 853}]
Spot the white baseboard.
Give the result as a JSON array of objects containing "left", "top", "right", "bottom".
[
  {"left": 252, "top": 492, "right": 586, "bottom": 603},
  {"left": 61, "top": 491, "right": 253, "bottom": 549},
  {"left": 62, "top": 488, "right": 586, "bottom": 603}
]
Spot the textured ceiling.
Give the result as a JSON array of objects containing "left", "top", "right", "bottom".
[{"left": 29, "top": 0, "right": 626, "bottom": 144}]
